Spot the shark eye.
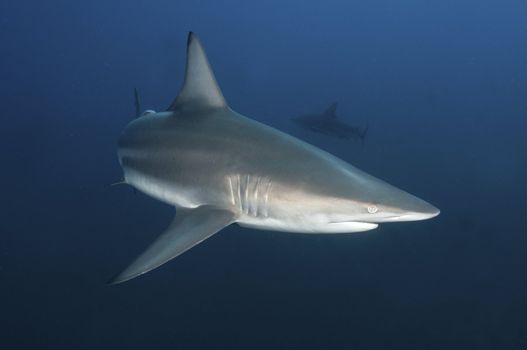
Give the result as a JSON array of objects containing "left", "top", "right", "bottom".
[{"left": 367, "top": 205, "right": 378, "bottom": 214}]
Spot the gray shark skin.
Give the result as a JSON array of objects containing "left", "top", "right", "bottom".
[
  {"left": 292, "top": 102, "right": 368, "bottom": 143},
  {"left": 111, "top": 32, "right": 439, "bottom": 284}
]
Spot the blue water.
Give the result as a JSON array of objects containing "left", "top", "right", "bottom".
[{"left": 1, "top": 1, "right": 526, "bottom": 348}]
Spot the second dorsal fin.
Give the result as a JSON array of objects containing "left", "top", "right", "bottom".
[{"left": 168, "top": 32, "right": 227, "bottom": 112}]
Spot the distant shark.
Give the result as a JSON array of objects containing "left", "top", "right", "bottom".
[
  {"left": 292, "top": 102, "right": 369, "bottom": 143},
  {"left": 111, "top": 32, "right": 439, "bottom": 284}
]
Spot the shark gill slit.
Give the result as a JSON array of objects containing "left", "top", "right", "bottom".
[
  {"left": 244, "top": 174, "right": 250, "bottom": 214},
  {"left": 263, "top": 180, "right": 272, "bottom": 218},
  {"left": 236, "top": 174, "right": 243, "bottom": 212},
  {"left": 252, "top": 176, "right": 262, "bottom": 217},
  {"left": 228, "top": 174, "right": 271, "bottom": 218},
  {"left": 227, "top": 177, "right": 235, "bottom": 206}
]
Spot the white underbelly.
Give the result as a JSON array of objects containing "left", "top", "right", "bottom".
[{"left": 237, "top": 215, "right": 378, "bottom": 234}]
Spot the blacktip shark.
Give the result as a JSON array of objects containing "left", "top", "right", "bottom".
[
  {"left": 111, "top": 32, "right": 439, "bottom": 284},
  {"left": 292, "top": 102, "right": 369, "bottom": 144}
]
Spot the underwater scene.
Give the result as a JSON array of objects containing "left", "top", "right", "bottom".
[{"left": 1, "top": 1, "right": 526, "bottom": 349}]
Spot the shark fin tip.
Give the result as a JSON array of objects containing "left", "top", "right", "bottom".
[
  {"left": 106, "top": 276, "right": 119, "bottom": 286},
  {"left": 187, "top": 31, "right": 195, "bottom": 45},
  {"left": 106, "top": 271, "right": 141, "bottom": 285}
]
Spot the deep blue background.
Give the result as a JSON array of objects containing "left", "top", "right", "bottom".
[{"left": 1, "top": 0, "right": 526, "bottom": 348}]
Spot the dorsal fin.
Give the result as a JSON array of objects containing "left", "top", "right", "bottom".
[
  {"left": 168, "top": 32, "right": 227, "bottom": 111},
  {"left": 323, "top": 102, "right": 338, "bottom": 119}
]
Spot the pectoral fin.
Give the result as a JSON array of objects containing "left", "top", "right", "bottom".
[{"left": 109, "top": 206, "right": 235, "bottom": 284}]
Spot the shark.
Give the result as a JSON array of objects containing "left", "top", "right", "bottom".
[
  {"left": 111, "top": 32, "right": 440, "bottom": 284},
  {"left": 292, "top": 102, "right": 369, "bottom": 143}
]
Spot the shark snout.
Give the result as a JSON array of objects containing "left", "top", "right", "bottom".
[
  {"left": 392, "top": 201, "right": 440, "bottom": 221},
  {"left": 351, "top": 175, "right": 440, "bottom": 223},
  {"left": 373, "top": 192, "right": 440, "bottom": 223}
]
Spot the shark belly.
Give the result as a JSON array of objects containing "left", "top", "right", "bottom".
[{"left": 238, "top": 216, "right": 378, "bottom": 233}]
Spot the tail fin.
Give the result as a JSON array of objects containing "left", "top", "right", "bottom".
[
  {"left": 134, "top": 88, "right": 141, "bottom": 118},
  {"left": 360, "top": 124, "right": 369, "bottom": 146}
]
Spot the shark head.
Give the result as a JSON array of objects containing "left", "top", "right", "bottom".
[
  {"left": 269, "top": 155, "right": 440, "bottom": 232},
  {"left": 339, "top": 175, "right": 441, "bottom": 224}
]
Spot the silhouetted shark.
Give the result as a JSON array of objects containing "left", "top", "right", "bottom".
[
  {"left": 292, "top": 103, "right": 368, "bottom": 143},
  {"left": 110, "top": 33, "right": 439, "bottom": 284}
]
